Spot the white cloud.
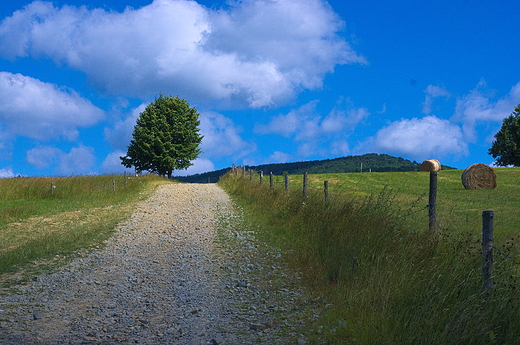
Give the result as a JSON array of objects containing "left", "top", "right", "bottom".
[
  {"left": 57, "top": 145, "right": 96, "bottom": 175},
  {"left": 0, "top": 72, "right": 104, "bottom": 140},
  {"left": 101, "top": 150, "right": 134, "bottom": 174},
  {"left": 452, "top": 80, "right": 520, "bottom": 142},
  {"left": 27, "top": 145, "right": 96, "bottom": 175},
  {"left": 256, "top": 101, "right": 369, "bottom": 142},
  {"left": 0, "top": 166, "right": 15, "bottom": 178},
  {"left": 173, "top": 158, "right": 215, "bottom": 176},
  {"left": 0, "top": 0, "right": 364, "bottom": 108},
  {"left": 254, "top": 101, "right": 319, "bottom": 137},
  {"left": 330, "top": 140, "right": 350, "bottom": 156},
  {"left": 26, "top": 146, "right": 62, "bottom": 169},
  {"left": 104, "top": 104, "right": 145, "bottom": 150},
  {"left": 255, "top": 101, "right": 368, "bottom": 158},
  {"left": 264, "top": 151, "right": 291, "bottom": 164},
  {"left": 367, "top": 115, "right": 468, "bottom": 161},
  {"left": 422, "top": 85, "right": 450, "bottom": 114},
  {"left": 199, "top": 111, "right": 255, "bottom": 159}
]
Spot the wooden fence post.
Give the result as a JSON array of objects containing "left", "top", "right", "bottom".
[
  {"left": 270, "top": 172, "right": 274, "bottom": 189},
  {"left": 482, "top": 210, "right": 494, "bottom": 295},
  {"left": 124, "top": 171, "right": 127, "bottom": 186},
  {"left": 324, "top": 181, "right": 329, "bottom": 203},
  {"left": 249, "top": 169, "right": 252, "bottom": 181},
  {"left": 242, "top": 166, "right": 245, "bottom": 177},
  {"left": 112, "top": 180, "right": 116, "bottom": 193},
  {"left": 259, "top": 171, "right": 263, "bottom": 184},
  {"left": 285, "top": 174, "right": 289, "bottom": 194},
  {"left": 303, "top": 172, "right": 308, "bottom": 197},
  {"left": 428, "top": 171, "right": 437, "bottom": 235}
]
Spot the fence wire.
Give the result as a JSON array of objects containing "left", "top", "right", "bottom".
[{"left": 240, "top": 169, "right": 520, "bottom": 268}]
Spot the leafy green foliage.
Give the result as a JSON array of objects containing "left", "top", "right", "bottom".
[
  {"left": 489, "top": 104, "right": 520, "bottom": 166},
  {"left": 121, "top": 95, "right": 203, "bottom": 178}
]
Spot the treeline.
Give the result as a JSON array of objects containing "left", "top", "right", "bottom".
[{"left": 173, "top": 153, "right": 456, "bottom": 183}]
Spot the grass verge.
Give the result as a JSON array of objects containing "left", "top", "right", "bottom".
[
  {"left": 0, "top": 174, "right": 169, "bottom": 281},
  {"left": 219, "top": 171, "right": 520, "bottom": 344}
]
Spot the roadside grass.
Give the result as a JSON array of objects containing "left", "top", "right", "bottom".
[
  {"left": 219, "top": 169, "right": 520, "bottom": 344},
  {"left": 0, "top": 174, "right": 169, "bottom": 281}
]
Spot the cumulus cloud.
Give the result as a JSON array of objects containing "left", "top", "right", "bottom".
[
  {"left": 26, "top": 145, "right": 96, "bottom": 175},
  {"left": 0, "top": 166, "right": 15, "bottom": 178},
  {"left": 366, "top": 116, "right": 468, "bottom": 161},
  {"left": 264, "top": 151, "right": 291, "bottom": 164},
  {"left": 57, "top": 145, "right": 96, "bottom": 175},
  {"left": 173, "top": 158, "right": 215, "bottom": 176},
  {"left": 199, "top": 111, "right": 255, "bottom": 160},
  {"left": 255, "top": 101, "right": 368, "bottom": 158},
  {"left": 104, "top": 104, "right": 145, "bottom": 151},
  {"left": 100, "top": 150, "right": 134, "bottom": 174},
  {"left": 0, "top": 0, "right": 364, "bottom": 108},
  {"left": 254, "top": 101, "right": 320, "bottom": 137},
  {"left": 0, "top": 72, "right": 104, "bottom": 140},
  {"left": 422, "top": 85, "right": 450, "bottom": 114},
  {"left": 26, "top": 146, "right": 62, "bottom": 169},
  {"left": 452, "top": 80, "right": 520, "bottom": 142},
  {"left": 256, "top": 101, "right": 368, "bottom": 140}
]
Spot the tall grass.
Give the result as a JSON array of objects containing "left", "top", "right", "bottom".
[
  {"left": 0, "top": 174, "right": 168, "bottom": 276},
  {"left": 219, "top": 170, "right": 520, "bottom": 344}
]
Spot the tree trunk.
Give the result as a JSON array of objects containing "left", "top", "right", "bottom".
[{"left": 167, "top": 170, "right": 172, "bottom": 179}]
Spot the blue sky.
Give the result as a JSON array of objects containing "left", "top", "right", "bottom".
[{"left": 1, "top": 0, "right": 519, "bottom": 177}]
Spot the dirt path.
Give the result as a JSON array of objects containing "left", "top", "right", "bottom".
[{"left": 0, "top": 183, "right": 314, "bottom": 344}]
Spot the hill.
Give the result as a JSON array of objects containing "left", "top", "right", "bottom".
[{"left": 173, "top": 153, "right": 456, "bottom": 183}]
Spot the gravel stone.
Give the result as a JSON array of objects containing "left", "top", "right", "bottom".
[{"left": 0, "top": 183, "right": 318, "bottom": 344}]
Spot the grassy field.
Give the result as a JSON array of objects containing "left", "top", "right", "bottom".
[
  {"left": 220, "top": 168, "right": 520, "bottom": 344},
  {"left": 0, "top": 174, "right": 169, "bottom": 281},
  {"left": 265, "top": 168, "right": 520, "bottom": 242}
]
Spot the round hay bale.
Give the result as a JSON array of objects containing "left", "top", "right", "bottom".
[
  {"left": 461, "top": 164, "right": 497, "bottom": 190},
  {"left": 420, "top": 159, "right": 441, "bottom": 171}
]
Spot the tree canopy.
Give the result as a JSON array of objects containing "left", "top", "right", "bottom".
[
  {"left": 120, "top": 95, "right": 203, "bottom": 178},
  {"left": 488, "top": 104, "right": 520, "bottom": 167}
]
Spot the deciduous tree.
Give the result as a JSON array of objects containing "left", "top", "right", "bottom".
[
  {"left": 121, "top": 95, "right": 203, "bottom": 178},
  {"left": 489, "top": 104, "right": 520, "bottom": 167}
]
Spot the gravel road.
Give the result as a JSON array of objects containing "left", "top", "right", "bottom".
[{"left": 0, "top": 183, "right": 316, "bottom": 344}]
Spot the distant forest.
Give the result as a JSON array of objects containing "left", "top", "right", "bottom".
[{"left": 173, "top": 153, "right": 456, "bottom": 183}]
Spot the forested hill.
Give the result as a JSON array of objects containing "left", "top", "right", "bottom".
[{"left": 173, "top": 153, "right": 456, "bottom": 183}]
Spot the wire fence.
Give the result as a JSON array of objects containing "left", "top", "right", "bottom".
[{"left": 230, "top": 166, "right": 520, "bottom": 294}]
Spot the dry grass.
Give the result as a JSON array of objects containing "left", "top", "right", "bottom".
[
  {"left": 0, "top": 174, "right": 169, "bottom": 278},
  {"left": 462, "top": 163, "right": 497, "bottom": 189}
]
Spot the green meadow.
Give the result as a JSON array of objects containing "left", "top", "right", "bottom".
[
  {"left": 0, "top": 174, "right": 168, "bottom": 279},
  {"left": 220, "top": 168, "right": 520, "bottom": 344}
]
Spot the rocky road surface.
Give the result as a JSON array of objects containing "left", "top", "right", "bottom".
[{"left": 0, "top": 183, "right": 315, "bottom": 344}]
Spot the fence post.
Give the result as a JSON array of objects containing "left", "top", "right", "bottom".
[
  {"left": 303, "top": 172, "right": 308, "bottom": 197},
  {"left": 112, "top": 179, "right": 116, "bottom": 193},
  {"left": 482, "top": 210, "right": 494, "bottom": 295},
  {"left": 242, "top": 166, "right": 245, "bottom": 177},
  {"left": 50, "top": 182, "right": 55, "bottom": 195},
  {"left": 270, "top": 172, "right": 274, "bottom": 189},
  {"left": 428, "top": 171, "right": 437, "bottom": 235},
  {"left": 324, "top": 181, "right": 329, "bottom": 203},
  {"left": 285, "top": 174, "right": 289, "bottom": 194},
  {"left": 249, "top": 169, "right": 253, "bottom": 181},
  {"left": 123, "top": 171, "right": 127, "bottom": 186},
  {"left": 259, "top": 171, "right": 263, "bottom": 184}
]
